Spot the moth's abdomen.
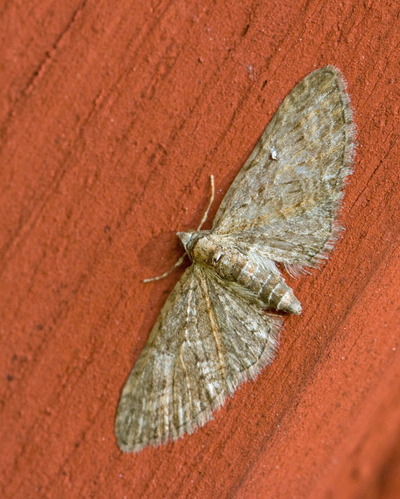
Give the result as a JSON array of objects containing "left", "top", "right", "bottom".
[
  {"left": 192, "top": 236, "right": 301, "bottom": 315},
  {"left": 218, "top": 252, "right": 301, "bottom": 315}
]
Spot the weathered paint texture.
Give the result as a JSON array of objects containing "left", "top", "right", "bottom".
[{"left": 1, "top": 1, "right": 400, "bottom": 497}]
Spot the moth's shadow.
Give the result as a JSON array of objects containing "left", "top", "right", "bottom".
[{"left": 137, "top": 230, "right": 189, "bottom": 278}]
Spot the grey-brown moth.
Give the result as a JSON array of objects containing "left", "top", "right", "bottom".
[{"left": 115, "top": 66, "right": 356, "bottom": 453}]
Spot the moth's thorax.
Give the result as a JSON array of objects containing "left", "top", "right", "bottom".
[
  {"left": 184, "top": 233, "right": 301, "bottom": 315},
  {"left": 191, "top": 234, "right": 223, "bottom": 265}
]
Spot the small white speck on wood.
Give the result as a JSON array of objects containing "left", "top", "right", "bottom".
[{"left": 115, "top": 66, "right": 356, "bottom": 453}]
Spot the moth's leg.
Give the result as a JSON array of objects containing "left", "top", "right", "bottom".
[{"left": 142, "top": 254, "right": 186, "bottom": 283}]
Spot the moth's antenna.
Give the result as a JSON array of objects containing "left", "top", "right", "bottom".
[
  {"left": 197, "top": 175, "right": 214, "bottom": 230},
  {"left": 143, "top": 175, "right": 215, "bottom": 283}
]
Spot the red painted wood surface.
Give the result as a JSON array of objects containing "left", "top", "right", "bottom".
[{"left": 1, "top": 1, "right": 399, "bottom": 497}]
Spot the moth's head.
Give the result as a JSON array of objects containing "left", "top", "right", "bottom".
[
  {"left": 177, "top": 230, "right": 204, "bottom": 260},
  {"left": 177, "top": 230, "right": 194, "bottom": 247}
]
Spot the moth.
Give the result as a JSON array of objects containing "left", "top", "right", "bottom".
[{"left": 115, "top": 66, "right": 355, "bottom": 452}]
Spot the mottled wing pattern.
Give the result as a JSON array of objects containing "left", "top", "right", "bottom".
[
  {"left": 213, "top": 66, "right": 355, "bottom": 268},
  {"left": 115, "top": 265, "right": 280, "bottom": 452}
]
